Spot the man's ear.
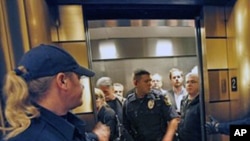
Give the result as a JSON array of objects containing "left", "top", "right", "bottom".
[
  {"left": 56, "top": 73, "right": 67, "bottom": 89},
  {"left": 133, "top": 80, "right": 138, "bottom": 86}
]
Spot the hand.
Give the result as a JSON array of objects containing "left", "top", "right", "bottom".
[
  {"left": 205, "top": 115, "right": 219, "bottom": 134},
  {"left": 92, "top": 122, "right": 110, "bottom": 141}
]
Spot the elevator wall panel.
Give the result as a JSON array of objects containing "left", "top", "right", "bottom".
[
  {"left": 51, "top": 5, "right": 85, "bottom": 42},
  {"left": 206, "top": 39, "right": 228, "bottom": 69},
  {"left": 204, "top": 6, "right": 226, "bottom": 37},
  {"left": 24, "top": 0, "right": 52, "bottom": 47}
]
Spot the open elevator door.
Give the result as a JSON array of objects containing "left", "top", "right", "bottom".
[{"left": 82, "top": 2, "right": 206, "bottom": 141}]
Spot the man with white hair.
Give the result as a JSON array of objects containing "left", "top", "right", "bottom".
[{"left": 177, "top": 72, "right": 201, "bottom": 141}]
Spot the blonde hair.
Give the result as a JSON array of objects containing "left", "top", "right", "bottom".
[
  {"left": 94, "top": 88, "right": 107, "bottom": 105},
  {"left": 1, "top": 66, "right": 54, "bottom": 140},
  {"left": 95, "top": 88, "right": 105, "bottom": 100}
]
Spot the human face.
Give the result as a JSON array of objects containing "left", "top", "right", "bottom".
[
  {"left": 185, "top": 75, "right": 199, "bottom": 96},
  {"left": 170, "top": 71, "right": 184, "bottom": 88},
  {"left": 98, "top": 85, "right": 115, "bottom": 101},
  {"left": 135, "top": 74, "right": 152, "bottom": 96},
  {"left": 114, "top": 86, "right": 123, "bottom": 97},
  {"left": 151, "top": 75, "right": 163, "bottom": 89},
  {"left": 65, "top": 73, "right": 84, "bottom": 109},
  {"left": 95, "top": 96, "right": 104, "bottom": 111}
]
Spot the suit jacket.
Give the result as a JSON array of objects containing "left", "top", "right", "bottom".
[{"left": 166, "top": 87, "right": 187, "bottom": 113}]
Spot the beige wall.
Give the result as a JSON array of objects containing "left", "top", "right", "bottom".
[
  {"left": 230, "top": 0, "right": 250, "bottom": 114},
  {"left": 203, "top": 0, "right": 250, "bottom": 141}
]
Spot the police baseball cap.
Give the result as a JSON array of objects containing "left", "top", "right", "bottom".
[{"left": 17, "top": 44, "right": 95, "bottom": 81}]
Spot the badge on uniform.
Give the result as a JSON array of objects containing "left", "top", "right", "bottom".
[{"left": 148, "top": 99, "right": 155, "bottom": 109}]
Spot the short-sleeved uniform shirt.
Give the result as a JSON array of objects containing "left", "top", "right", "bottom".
[
  {"left": 123, "top": 90, "right": 179, "bottom": 141},
  {"left": 5, "top": 106, "right": 97, "bottom": 141}
]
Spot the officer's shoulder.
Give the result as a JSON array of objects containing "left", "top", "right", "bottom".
[
  {"left": 151, "top": 89, "right": 165, "bottom": 98},
  {"left": 152, "top": 89, "right": 162, "bottom": 95},
  {"left": 126, "top": 93, "right": 136, "bottom": 101},
  {"left": 151, "top": 90, "right": 172, "bottom": 105}
]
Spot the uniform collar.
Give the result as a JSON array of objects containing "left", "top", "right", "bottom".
[
  {"left": 128, "top": 90, "right": 158, "bottom": 102},
  {"left": 38, "top": 105, "right": 86, "bottom": 140}
]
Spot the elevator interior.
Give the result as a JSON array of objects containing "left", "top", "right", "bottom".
[
  {"left": 85, "top": 14, "right": 206, "bottom": 140},
  {"left": 88, "top": 19, "right": 199, "bottom": 95},
  {"left": 0, "top": 0, "right": 242, "bottom": 141}
]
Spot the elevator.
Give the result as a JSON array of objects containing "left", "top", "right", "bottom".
[{"left": 1, "top": 0, "right": 247, "bottom": 141}]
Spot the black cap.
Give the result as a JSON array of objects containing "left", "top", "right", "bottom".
[{"left": 17, "top": 44, "right": 95, "bottom": 81}]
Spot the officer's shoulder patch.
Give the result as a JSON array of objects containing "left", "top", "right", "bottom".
[{"left": 163, "top": 95, "right": 172, "bottom": 106}]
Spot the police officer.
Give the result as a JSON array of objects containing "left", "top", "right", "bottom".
[
  {"left": 123, "top": 69, "right": 180, "bottom": 141},
  {"left": 1, "top": 44, "right": 109, "bottom": 141}
]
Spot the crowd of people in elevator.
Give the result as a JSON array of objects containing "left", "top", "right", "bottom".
[
  {"left": 1, "top": 44, "right": 248, "bottom": 141},
  {"left": 92, "top": 66, "right": 203, "bottom": 141}
]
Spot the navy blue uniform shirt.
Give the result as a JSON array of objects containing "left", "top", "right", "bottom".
[
  {"left": 123, "top": 90, "right": 179, "bottom": 141},
  {"left": 3, "top": 106, "right": 97, "bottom": 141}
]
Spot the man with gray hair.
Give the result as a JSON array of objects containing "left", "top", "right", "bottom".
[{"left": 177, "top": 72, "right": 201, "bottom": 141}]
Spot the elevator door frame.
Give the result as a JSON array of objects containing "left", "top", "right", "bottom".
[{"left": 83, "top": 3, "right": 206, "bottom": 141}]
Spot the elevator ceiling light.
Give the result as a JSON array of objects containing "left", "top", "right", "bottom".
[
  {"left": 99, "top": 41, "right": 117, "bottom": 59},
  {"left": 156, "top": 39, "right": 173, "bottom": 56}
]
